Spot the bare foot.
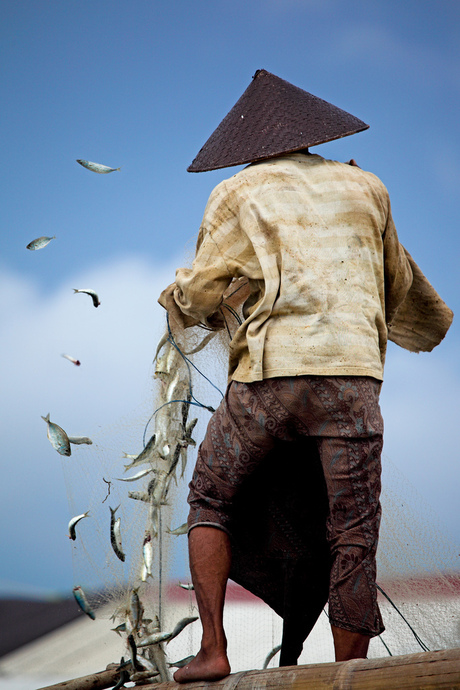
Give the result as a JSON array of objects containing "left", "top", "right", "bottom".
[{"left": 173, "top": 649, "right": 230, "bottom": 683}]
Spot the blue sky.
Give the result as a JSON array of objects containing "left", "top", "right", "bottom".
[{"left": 1, "top": 1, "right": 459, "bottom": 597}]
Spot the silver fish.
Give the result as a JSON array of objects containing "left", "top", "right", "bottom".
[
  {"left": 115, "top": 468, "right": 153, "bottom": 482},
  {"left": 123, "top": 434, "right": 156, "bottom": 470},
  {"left": 68, "top": 436, "right": 93, "bottom": 445},
  {"left": 26, "top": 235, "right": 56, "bottom": 251},
  {"left": 129, "top": 588, "right": 143, "bottom": 632},
  {"left": 73, "top": 585, "right": 95, "bottom": 620},
  {"left": 68, "top": 511, "right": 90, "bottom": 540},
  {"left": 73, "top": 288, "right": 100, "bottom": 308},
  {"left": 109, "top": 505, "right": 125, "bottom": 562},
  {"left": 178, "top": 582, "right": 194, "bottom": 591},
  {"left": 166, "top": 522, "right": 188, "bottom": 536},
  {"left": 137, "top": 630, "right": 172, "bottom": 647},
  {"left": 62, "top": 354, "right": 81, "bottom": 366},
  {"left": 41, "top": 413, "right": 71, "bottom": 456},
  {"left": 168, "top": 655, "right": 195, "bottom": 669},
  {"left": 167, "top": 616, "right": 198, "bottom": 643},
  {"left": 76, "top": 159, "right": 121, "bottom": 174},
  {"left": 141, "top": 531, "right": 153, "bottom": 581},
  {"left": 263, "top": 644, "right": 282, "bottom": 669}
]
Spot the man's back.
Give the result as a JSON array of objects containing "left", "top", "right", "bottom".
[{"left": 176, "top": 152, "right": 411, "bottom": 382}]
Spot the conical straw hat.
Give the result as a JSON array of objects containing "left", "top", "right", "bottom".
[{"left": 188, "top": 69, "right": 369, "bottom": 172}]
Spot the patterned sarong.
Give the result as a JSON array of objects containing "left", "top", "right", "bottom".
[{"left": 188, "top": 375, "right": 385, "bottom": 638}]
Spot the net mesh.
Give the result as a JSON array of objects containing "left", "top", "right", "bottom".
[{"left": 59, "top": 307, "right": 460, "bottom": 682}]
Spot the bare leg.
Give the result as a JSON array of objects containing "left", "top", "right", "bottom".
[
  {"left": 174, "top": 526, "right": 231, "bottom": 683},
  {"left": 331, "top": 624, "right": 370, "bottom": 661}
]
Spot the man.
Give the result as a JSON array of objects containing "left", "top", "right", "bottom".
[{"left": 159, "top": 69, "right": 452, "bottom": 683}]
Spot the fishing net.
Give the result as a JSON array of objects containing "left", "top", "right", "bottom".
[{"left": 58, "top": 291, "right": 460, "bottom": 683}]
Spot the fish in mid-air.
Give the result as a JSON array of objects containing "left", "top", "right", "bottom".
[
  {"left": 76, "top": 159, "right": 121, "bottom": 174},
  {"left": 73, "top": 288, "right": 100, "bottom": 308},
  {"left": 41, "top": 413, "right": 71, "bottom": 456},
  {"left": 68, "top": 511, "right": 90, "bottom": 540},
  {"left": 61, "top": 354, "right": 81, "bottom": 366},
  {"left": 109, "top": 505, "right": 125, "bottom": 562},
  {"left": 73, "top": 585, "right": 95, "bottom": 619},
  {"left": 26, "top": 236, "right": 56, "bottom": 251},
  {"left": 68, "top": 436, "right": 93, "bottom": 445}
]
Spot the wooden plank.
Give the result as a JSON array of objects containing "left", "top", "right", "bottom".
[
  {"left": 36, "top": 648, "right": 460, "bottom": 690},
  {"left": 138, "top": 648, "right": 460, "bottom": 689},
  {"left": 37, "top": 667, "right": 122, "bottom": 690}
]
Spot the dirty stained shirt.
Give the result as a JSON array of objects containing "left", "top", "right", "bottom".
[{"left": 173, "top": 153, "right": 414, "bottom": 383}]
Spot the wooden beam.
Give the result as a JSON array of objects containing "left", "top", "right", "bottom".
[
  {"left": 140, "top": 648, "right": 460, "bottom": 689},
  {"left": 37, "top": 667, "right": 122, "bottom": 690}
]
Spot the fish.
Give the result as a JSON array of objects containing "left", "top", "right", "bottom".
[
  {"left": 109, "top": 505, "right": 125, "bottom": 562},
  {"left": 178, "top": 582, "right": 194, "bottom": 591},
  {"left": 115, "top": 468, "right": 153, "bottom": 482},
  {"left": 76, "top": 159, "right": 121, "bottom": 174},
  {"left": 167, "top": 616, "right": 198, "bottom": 643},
  {"left": 141, "top": 531, "right": 153, "bottom": 581},
  {"left": 137, "top": 630, "right": 172, "bottom": 647},
  {"left": 73, "top": 585, "right": 95, "bottom": 620},
  {"left": 263, "top": 644, "right": 282, "bottom": 669},
  {"left": 129, "top": 588, "right": 143, "bottom": 632},
  {"left": 41, "top": 413, "right": 71, "bottom": 456},
  {"left": 111, "top": 622, "right": 127, "bottom": 636},
  {"left": 168, "top": 655, "right": 195, "bottom": 669},
  {"left": 127, "top": 634, "right": 143, "bottom": 672},
  {"left": 68, "top": 436, "right": 93, "bottom": 445},
  {"left": 123, "top": 433, "right": 157, "bottom": 470},
  {"left": 68, "top": 511, "right": 90, "bottom": 540},
  {"left": 61, "top": 354, "right": 81, "bottom": 366},
  {"left": 26, "top": 236, "right": 56, "bottom": 251},
  {"left": 73, "top": 288, "right": 100, "bottom": 307},
  {"left": 127, "top": 490, "right": 150, "bottom": 503},
  {"left": 166, "top": 522, "right": 188, "bottom": 536}
]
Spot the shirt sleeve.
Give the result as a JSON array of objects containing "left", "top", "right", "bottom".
[
  {"left": 173, "top": 183, "right": 236, "bottom": 327},
  {"left": 382, "top": 199, "right": 413, "bottom": 325}
]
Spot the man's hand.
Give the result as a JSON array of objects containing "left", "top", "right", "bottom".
[{"left": 158, "top": 283, "right": 201, "bottom": 333}]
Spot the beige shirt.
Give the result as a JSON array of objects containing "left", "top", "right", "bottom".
[{"left": 173, "top": 153, "right": 452, "bottom": 382}]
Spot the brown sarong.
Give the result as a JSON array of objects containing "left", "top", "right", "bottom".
[{"left": 188, "top": 375, "right": 385, "bottom": 639}]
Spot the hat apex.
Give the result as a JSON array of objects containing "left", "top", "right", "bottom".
[{"left": 188, "top": 69, "right": 369, "bottom": 173}]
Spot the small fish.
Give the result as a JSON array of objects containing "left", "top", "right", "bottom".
[
  {"left": 68, "top": 436, "right": 93, "bottom": 445},
  {"left": 263, "top": 644, "right": 282, "bottom": 669},
  {"left": 167, "top": 616, "right": 198, "bottom": 643},
  {"left": 76, "top": 159, "right": 121, "bottom": 174},
  {"left": 141, "top": 531, "right": 153, "bottom": 581},
  {"left": 123, "top": 434, "right": 156, "bottom": 470},
  {"left": 41, "top": 413, "right": 71, "bottom": 456},
  {"left": 62, "top": 354, "right": 81, "bottom": 366},
  {"left": 73, "top": 288, "right": 100, "bottom": 308},
  {"left": 178, "top": 582, "right": 194, "bottom": 591},
  {"left": 127, "top": 490, "right": 150, "bottom": 503},
  {"left": 111, "top": 622, "right": 127, "bottom": 636},
  {"left": 26, "top": 235, "right": 56, "bottom": 251},
  {"left": 137, "top": 630, "right": 172, "bottom": 648},
  {"left": 129, "top": 588, "right": 143, "bottom": 632},
  {"left": 167, "top": 522, "right": 188, "bottom": 536},
  {"left": 168, "top": 655, "right": 195, "bottom": 669},
  {"left": 127, "top": 634, "right": 143, "bottom": 672},
  {"left": 73, "top": 585, "right": 95, "bottom": 620},
  {"left": 68, "top": 511, "right": 90, "bottom": 540},
  {"left": 109, "top": 505, "right": 125, "bottom": 562},
  {"left": 115, "top": 468, "right": 153, "bottom": 482}
]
